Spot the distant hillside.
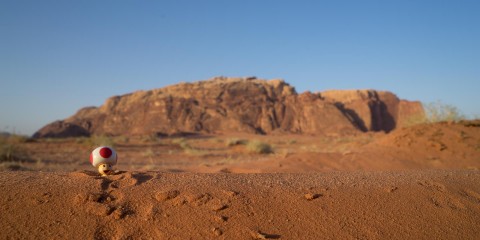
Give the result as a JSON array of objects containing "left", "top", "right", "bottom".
[{"left": 33, "top": 77, "right": 424, "bottom": 138}]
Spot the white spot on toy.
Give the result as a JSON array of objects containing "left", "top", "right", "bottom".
[{"left": 90, "top": 146, "right": 117, "bottom": 176}]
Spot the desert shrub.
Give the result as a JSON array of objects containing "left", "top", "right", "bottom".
[
  {"left": 0, "top": 135, "right": 30, "bottom": 162},
  {"left": 210, "top": 138, "right": 224, "bottom": 144},
  {"left": 171, "top": 138, "right": 191, "bottom": 150},
  {"left": 246, "top": 140, "right": 273, "bottom": 154},
  {"left": 92, "top": 135, "right": 116, "bottom": 147},
  {"left": 75, "top": 137, "right": 88, "bottom": 144},
  {"left": 179, "top": 141, "right": 192, "bottom": 150},
  {"left": 0, "top": 162, "right": 31, "bottom": 171},
  {"left": 0, "top": 161, "right": 30, "bottom": 171},
  {"left": 78, "top": 135, "right": 116, "bottom": 148},
  {"left": 115, "top": 135, "right": 130, "bottom": 144},
  {"left": 143, "top": 148, "right": 156, "bottom": 158},
  {"left": 173, "top": 138, "right": 207, "bottom": 155},
  {"left": 8, "top": 134, "right": 29, "bottom": 144},
  {"left": 141, "top": 133, "right": 158, "bottom": 143},
  {"left": 171, "top": 137, "right": 186, "bottom": 145},
  {"left": 424, "top": 101, "right": 465, "bottom": 123},
  {"left": 225, "top": 138, "right": 248, "bottom": 147},
  {"left": 403, "top": 113, "right": 428, "bottom": 128}
]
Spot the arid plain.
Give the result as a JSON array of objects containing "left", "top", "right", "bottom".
[{"left": 1, "top": 78, "right": 480, "bottom": 239}]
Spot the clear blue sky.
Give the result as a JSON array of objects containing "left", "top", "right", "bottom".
[{"left": 1, "top": 0, "right": 479, "bottom": 135}]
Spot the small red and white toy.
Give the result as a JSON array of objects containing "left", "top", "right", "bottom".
[{"left": 90, "top": 146, "right": 117, "bottom": 176}]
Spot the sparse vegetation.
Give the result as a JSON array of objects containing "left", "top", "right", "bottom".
[
  {"left": 226, "top": 138, "right": 248, "bottom": 147},
  {"left": 424, "top": 101, "right": 465, "bottom": 123},
  {"left": 91, "top": 135, "right": 116, "bottom": 147},
  {"left": 171, "top": 137, "right": 192, "bottom": 150},
  {"left": 403, "top": 101, "right": 466, "bottom": 127},
  {"left": 77, "top": 135, "right": 116, "bottom": 148},
  {"left": 179, "top": 141, "right": 193, "bottom": 151},
  {"left": 0, "top": 134, "right": 30, "bottom": 162},
  {"left": 246, "top": 140, "right": 274, "bottom": 154},
  {"left": 171, "top": 138, "right": 206, "bottom": 155},
  {"left": 115, "top": 135, "right": 130, "bottom": 144},
  {"left": 141, "top": 133, "right": 158, "bottom": 143},
  {"left": 0, "top": 161, "right": 30, "bottom": 171},
  {"left": 403, "top": 113, "right": 428, "bottom": 128},
  {"left": 171, "top": 137, "right": 186, "bottom": 145},
  {"left": 142, "top": 148, "right": 156, "bottom": 158}
]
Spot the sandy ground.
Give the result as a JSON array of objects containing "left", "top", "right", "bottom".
[
  {"left": 1, "top": 121, "right": 480, "bottom": 239},
  {"left": 4, "top": 121, "right": 480, "bottom": 173},
  {"left": 1, "top": 170, "right": 480, "bottom": 239}
]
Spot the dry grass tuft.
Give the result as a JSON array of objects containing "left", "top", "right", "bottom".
[
  {"left": 0, "top": 134, "right": 31, "bottom": 163},
  {"left": 76, "top": 135, "right": 116, "bottom": 148},
  {"left": 0, "top": 161, "right": 30, "bottom": 171},
  {"left": 226, "top": 138, "right": 248, "bottom": 147},
  {"left": 246, "top": 140, "right": 274, "bottom": 154}
]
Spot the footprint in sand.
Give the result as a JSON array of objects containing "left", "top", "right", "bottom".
[
  {"left": 430, "top": 196, "right": 466, "bottom": 210},
  {"left": 417, "top": 181, "right": 469, "bottom": 210},
  {"left": 108, "top": 172, "right": 154, "bottom": 189},
  {"left": 74, "top": 189, "right": 132, "bottom": 219},
  {"left": 68, "top": 171, "right": 154, "bottom": 190},
  {"left": 93, "top": 225, "right": 116, "bottom": 240},
  {"left": 207, "top": 198, "right": 229, "bottom": 211},
  {"left": 415, "top": 181, "right": 452, "bottom": 209},
  {"left": 417, "top": 180, "right": 446, "bottom": 192},
  {"left": 461, "top": 189, "right": 480, "bottom": 203},
  {"left": 186, "top": 193, "right": 213, "bottom": 207},
  {"left": 460, "top": 189, "right": 480, "bottom": 209},
  {"left": 155, "top": 190, "right": 180, "bottom": 202}
]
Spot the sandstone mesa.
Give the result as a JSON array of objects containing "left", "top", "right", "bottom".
[{"left": 33, "top": 77, "right": 424, "bottom": 138}]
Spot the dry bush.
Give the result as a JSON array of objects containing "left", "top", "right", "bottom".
[
  {"left": 404, "top": 101, "right": 465, "bottom": 127},
  {"left": 171, "top": 138, "right": 192, "bottom": 150},
  {"left": 226, "top": 138, "right": 248, "bottom": 147},
  {"left": 0, "top": 161, "right": 30, "bottom": 171},
  {"left": 140, "top": 134, "right": 158, "bottom": 143},
  {"left": 246, "top": 141, "right": 274, "bottom": 154},
  {"left": 424, "top": 101, "right": 465, "bottom": 123},
  {"left": 171, "top": 138, "right": 201, "bottom": 155},
  {"left": 115, "top": 135, "right": 130, "bottom": 144},
  {"left": 77, "top": 135, "right": 116, "bottom": 148},
  {"left": 0, "top": 134, "right": 30, "bottom": 163},
  {"left": 171, "top": 137, "right": 186, "bottom": 145},
  {"left": 403, "top": 113, "right": 427, "bottom": 128}
]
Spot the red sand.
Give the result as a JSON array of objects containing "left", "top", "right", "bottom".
[
  {"left": 1, "top": 170, "right": 480, "bottom": 239},
  {"left": 2, "top": 121, "right": 480, "bottom": 239}
]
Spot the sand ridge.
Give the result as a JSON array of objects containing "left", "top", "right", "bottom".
[{"left": 1, "top": 170, "right": 480, "bottom": 239}]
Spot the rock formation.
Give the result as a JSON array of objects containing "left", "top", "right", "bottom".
[
  {"left": 321, "top": 90, "right": 424, "bottom": 132},
  {"left": 33, "top": 77, "right": 424, "bottom": 138}
]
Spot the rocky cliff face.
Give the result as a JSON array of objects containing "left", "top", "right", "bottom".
[
  {"left": 320, "top": 90, "right": 424, "bottom": 133},
  {"left": 33, "top": 77, "right": 424, "bottom": 138}
]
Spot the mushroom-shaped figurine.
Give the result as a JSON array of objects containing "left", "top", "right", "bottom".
[{"left": 90, "top": 146, "right": 117, "bottom": 176}]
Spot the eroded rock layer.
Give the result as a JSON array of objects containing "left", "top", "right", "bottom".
[{"left": 33, "top": 77, "right": 424, "bottom": 137}]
